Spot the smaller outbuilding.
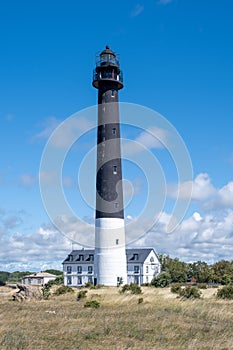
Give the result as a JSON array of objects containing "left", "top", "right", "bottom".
[{"left": 21, "top": 272, "right": 57, "bottom": 286}]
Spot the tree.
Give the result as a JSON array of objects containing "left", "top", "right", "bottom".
[
  {"left": 211, "top": 260, "right": 233, "bottom": 284},
  {"left": 151, "top": 271, "right": 172, "bottom": 287},
  {"left": 188, "top": 261, "right": 212, "bottom": 283}
]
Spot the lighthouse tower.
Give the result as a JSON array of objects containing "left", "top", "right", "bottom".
[{"left": 92, "top": 46, "right": 127, "bottom": 286}]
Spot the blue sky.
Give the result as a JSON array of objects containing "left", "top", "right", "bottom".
[{"left": 0, "top": 0, "right": 233, "bottom": 271}]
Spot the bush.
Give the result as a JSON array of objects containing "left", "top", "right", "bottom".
[
  {"left": 77, "top": 290, "right": 88, "bottom": 301},
  {"left": 45, "top": 276, "right": 63, "bottom": 289},
  {"left": 90, "top": 284, "right": 104, "bottom": 290},
  {"left": 151, "top": 272, "right": 172, "bottom": 288},
  {"left": 197, "top": 283, "right": 207, "bottom": 289},
  {"left": 179, "top": 286, "right": 202, "bottom": 299},
  {"left": 85, "top": 281, "right": 92, "bottom": 288},
  {"left": 42, "top": 288, "right": 51, "bottom": 300},
  {"left": 84, "top": 300, "right": 100, "bottom": 308},
  {"left": 216, "top": 285, "right": 233, "bottom": 300},
  {"left": 54, "top": 285, "right": 74, "bottom": 296},
  {"left": 121, "top": 283, "right": 142, "bottom": 295},
  {"left": 138, "top": 297, "right": 144, "bottom": 304},
  {"left": 170, "top": 283, "right": 182, "bottom": 294}
]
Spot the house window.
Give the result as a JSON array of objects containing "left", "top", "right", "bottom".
[
  {"left": 114, "top": 202, "right": 118, "bottom": 208},
  {"left": 146, "top": 276, "right": 149, "bottom": 283},
  {"left": 116, "top": 239, "right": 119, "bottom": 245},
  {"left": 134, "top": 266, "right": 139, "bottom": 274},
  {"left": 77, "top": 276, "right": 82, "bottom": 285},
  {"left": 111, "top": 90, "right": 115, "bottom": 97},
  {"left": 112, "top": 128, "right": 116, "bottom": 135},
  {"left": 133, "top": 253, "right": 139, "bottom": 261},
  {"left": 77, "top": 266, "right": 82, "bottom": 274},
  {"left": 134, "top": 276, "right": 139, "bottom": 285},
  {"left": 67, "top": 266, "right": 72, "bottom": 274},
  {"left": 88, "top": 276, "right": 93, "bottom": 284},
  {"left": 146, "top": 266, "right": 149, "bottom": 273},
  {"left": 79, "top": 254, "right": 84, "bottom": 261},
  {"left": 68, "top": 255, "right": 73, "bottom": 261},
  {"left": 88, "top": 266, "right": 93, "bottom": 274},
  {"left": 89, "top": 254, "right": 94, "bottom": 261},
  {"left": 113, "top": 165, "right": 117, "bottom": 174},
  {"left": 67, "top": 276, "right": 72, "bottom": 285}
]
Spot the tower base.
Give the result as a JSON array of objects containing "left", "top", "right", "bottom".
[{"left": 94, "top": 218, "right": 127, "bottom": 286}]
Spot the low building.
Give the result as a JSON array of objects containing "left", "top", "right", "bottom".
[
  {"left": 21, "top": 272, "right": 57, "bottom": 286},
  {"left": 62, "top": 248, "right": 161, "bottom": 286}
]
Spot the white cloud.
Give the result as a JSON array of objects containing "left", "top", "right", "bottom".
[
  {"left": 131, "top": 4, "right": 144, "bottom": 17},
  {"left": 168, "top": 173, "right": 216, "bottom": 201},
  {"left": 134, "top": 209, "right": 233, "bottom": 263},
  {"left": 123, "top": 127, "right": 167, "bottom": 156}
]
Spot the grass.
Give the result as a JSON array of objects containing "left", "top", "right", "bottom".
[{"left": 0, "top": 286, "right": 233, "bottom": 349}]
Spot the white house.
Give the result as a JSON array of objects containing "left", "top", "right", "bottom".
[
  {"left": 21, "top": 272, "right": 57, "bottom": 286},
  {"left": 62, "top": 248, "right": 161, "bottom": 286}
]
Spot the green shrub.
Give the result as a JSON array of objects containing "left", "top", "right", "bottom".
[
  {"left": 197, "top": 283, "right": 207, "bottom": 289},
  {"left": 170, "top": 283, "right": 182, "bottom": 294},
  {"left": 121, "top": 283, "right": 142, "bottom": 295},
  {"left": 179, "top": 286, "right": 202, "bottom": 299},
  {"left": 84, "top": 300, "right": 100, "bottom": 308},
  {"left": 151, "top": 272, "right": 172, "bottom": 288},
  {"left": 42, "top": 287, "right": 51, "bottom": 300},
  {"left": 77, "top": 290, "right": 88, "bottom": 301},
  {"left": 54, "top": 285, "right": 74, "bottom": 295},
  {"left": 85, "top": 281, "right": 92, "bottom": 288},
  {"left": 216, "top": 285, "right": 233, "bottom": 300},
  {"left": 90, "top": 284, "right": 104, "bottom": 290},
  {"left": 138, "top": 297, "right": 144, "bottom": 304}
]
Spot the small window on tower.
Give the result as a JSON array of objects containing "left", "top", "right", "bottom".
[
  {"left": 113, "top": 165, "right": 117, "bottom": 174},
  {"left": 112, "top": 128, "right": 116, "bottom": 135},
  {"left": 116, "top": 239, "right": 119, "bottom": 245},
  {"left": 111, "top": 90, "right": 115, "bottom": 97},
  {"left": 114, "top": 202, "right": 118, "bottom": 208}
]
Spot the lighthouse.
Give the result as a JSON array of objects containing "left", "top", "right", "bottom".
[{"left": 92, "top": 46, "right": 127, "bottom": 286}]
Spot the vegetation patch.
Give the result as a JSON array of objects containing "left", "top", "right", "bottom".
[
  {"left": 84, "top": 299, "right": 100, "bottom": 308},
  {"left": 217, "top": 285, "right": 233, "bottom": 300},
  {"left": 179, "top": 286, "right": 202, "bottom": 299},
  {"left": 120, "top": 283, "right": 142, "bottom": 295},
  {"left": 170, "top": 283, "right": 182, "bottom": 294},
  {"left": 77, "top": 290, "right": 88, "bottom": 301},
  {"left": 53, "top": 285, "right": 74, "bottom": 296}
]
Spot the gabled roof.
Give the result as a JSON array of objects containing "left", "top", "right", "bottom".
[
  {"left": 22, "top": 272, "right": 57, "bottom": 279},
  {"left": 63, "top": 248, "right": 158, "bottom": 264},
  {"left": 126, "top": 248, "right": 155, "bottom": 264}
]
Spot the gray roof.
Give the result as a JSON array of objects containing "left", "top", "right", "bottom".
[
  {"left": 63, "top": 248, "right": 157, "bottom": 264},
  {"left": 62, "top": 249, "right": 94, "bottom": 264},
  {"left": 126, "top": 248, "right": 156, "bottom": 264}
]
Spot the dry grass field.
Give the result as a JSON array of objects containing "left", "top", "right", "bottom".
[{"left": 0, "top": 285, "right": 233, "bottom": 350}]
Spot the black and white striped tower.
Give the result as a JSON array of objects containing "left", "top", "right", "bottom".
[{"left": 92, "top": 46, "right": 127, "bottom": 286}]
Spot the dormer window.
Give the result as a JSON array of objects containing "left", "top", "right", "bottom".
[
  {"left": 133, "top": 253, "right": 139, "bottom": 261},
  {"left": 77, "top": 254, "right": 84, "bottom": 261},
  {"left": 113, "top": 165, "right": 117, "bottom": 174}
]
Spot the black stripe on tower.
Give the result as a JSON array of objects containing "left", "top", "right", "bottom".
[{"left": 93, "top": 46, "right": 124, "bottom": 220}]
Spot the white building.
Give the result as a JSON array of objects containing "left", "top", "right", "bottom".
[
  {"left": 62, "top": 248, "right": 161, "bottom": 286},
  {"left": 21, "top": 272, "right": 57, "bottom": 286}
]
